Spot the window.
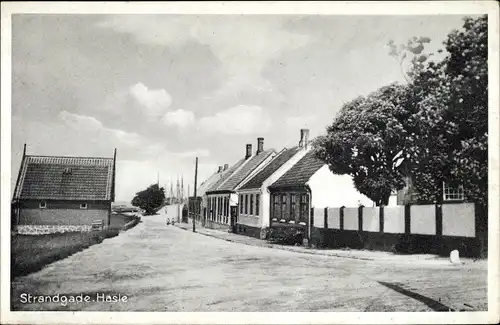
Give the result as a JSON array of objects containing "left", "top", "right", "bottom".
[
  {"left": 281, "top": 194, "right": 288, "bottom": 221},
  {"left": 245, "top": 195, "right": 248, "bottom": 214},
  {"left": 443, "top": 182, "right": 465, "bottom": 201},
  {"left": 250, "top": 194, "right": 254, "bottom": 215},
  {"left": 211, "top": 197, "right": 215, "bottom": 220},
  {"left": 255, "top": 194, "right": 260, "bottom": 216},
  {"left": 290, "top": 194, "right": 297, "bottom": 222},
  {"left": 239, "top": 195, "right": 244, "bottom": 213},
  {"left": 272, "top": 194, "right": 280, "bottom": 221},
  {"left": 39, "top": 201, "right": 47, "bottom": 209},
  {"left": 299, "top": 194, "right": 309, "bottom": 223},
  {"left": 80, "top": 203, "right": 88, "bottom": 209}
]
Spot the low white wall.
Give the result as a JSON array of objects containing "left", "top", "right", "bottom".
[
  {"left": 362, "top": 207, "right": 379, "bottom": 232},
  {"left": 384, "top": 206, "right": 405, "bottom": 234},
  {"left": 327, "top": 207, "right": 341, "bottom": 229},
  {"left": 442, "top": 203, "right": 475, "bottom": 237},
  {"left": 410, "top": 204, "right": 436, "bottom": 235},
  {"left": 343, "top": 207, "right": 359, "bottom": 230},
  {"left": 313, "top": 208, "right": 325, "bottom": 228}
]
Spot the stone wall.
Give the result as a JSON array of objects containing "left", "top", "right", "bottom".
[{"left": 16, "top": 224, "right": 92, "bottom": 235}]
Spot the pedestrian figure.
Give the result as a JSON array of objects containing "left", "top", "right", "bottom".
[{"left": 166, "top": 218, "right": 170, "bottom": 225}]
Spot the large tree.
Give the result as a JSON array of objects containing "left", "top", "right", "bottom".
[
  {"left": 314, "top": 84, "right": 410, "bottom": 206},
  {"left": 315, "top": 15, "right": 488, "bottom": 207},
  {"left": 405, "top": 15, "right": 488, "bottom": 206},
  {"left": 131, "top": 184, "right": 166, "bottom": 215}
]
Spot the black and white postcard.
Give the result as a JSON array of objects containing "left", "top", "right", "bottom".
[{"left": 1, "top": 1, "right": 499, "bottom": 324}]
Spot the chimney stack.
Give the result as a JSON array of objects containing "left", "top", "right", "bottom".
[
  {"left": 299, "top": 129, "right": 310, "bottom": 149},
  {"left": 257, "top": 137, "right": 264, "bottom": 154},
  {"left": 245, "top": 144, "right": 252, "bottom": 159},
  {"left": 223, "top": 164, "right": 229, "bottom": 171},
  {"left": 217, "top": 166, "right": 223, "bottom": 173}
]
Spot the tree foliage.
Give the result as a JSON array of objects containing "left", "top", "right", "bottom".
[
  {"left": 314, "top": 15, "right": 488, "bottom": 207},
  {"left": 131, "top": 184, "right": 165, "bottom": 215}
]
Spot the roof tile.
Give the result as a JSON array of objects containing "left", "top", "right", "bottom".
[
  {"left": 269, "top": 150, "right": 324, "bottom": 189},
  {"left": 240, "top": 147, "right": 299, "bottom": 190},
  {"left": 14, "top": 155, "right": 115, "bottom": 201}
]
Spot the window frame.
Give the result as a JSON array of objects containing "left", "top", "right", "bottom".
[
  {"left": 250, "top": 194, "right": 254, "bottom": 215},
  {"left": 245, "top": 194, "right": 248, "bottom": 214},
  {"left": 443, "top": 182, "right": 465, "bottom": 202},
  {"left": 255, "top": 194, "right": 260, "bottom": 216},
  {"left": 281, "top": 194, "right": 288, "bottom": 221}
]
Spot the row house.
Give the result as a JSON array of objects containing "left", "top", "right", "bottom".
[
  {"left": 204, "top": 138, "right": 276, "bottom": 230},
  {"left": 193, "top": 164, "right": 229, "bottom": 222},
  {"left": 235, "top": 129, "right": 311, "bottom": 239}
]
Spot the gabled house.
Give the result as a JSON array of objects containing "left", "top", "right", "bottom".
[
  {"left": 12, "top": 145, "right": 117, "bottom": 234},
  {"left": 268, "top": 135, "right": 374, "bottom": 240},
  {"left": 236, "top": 129, "right": 312, "bottom": 239},
  {"left": 190, "top": 164, "right": 230, "bottom": 222},
  {"left": 205, "top": 138, "right": 276, "bottom": 230}
]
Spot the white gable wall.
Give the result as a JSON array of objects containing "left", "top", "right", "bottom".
[{"left": 307, "top": 165, "right": 375, "bottom": 208}]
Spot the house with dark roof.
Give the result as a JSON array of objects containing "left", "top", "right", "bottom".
[
  {"left": 187, "top": 164, "right": 230, "bottom": 223},
  {"left": 12, "top": 145, "right": 117, "bottom": 234},
  {"left": 235, "top": 129, "right": 312, "bottom": 239},
  {"left": 268, "top": 135, "right": 375, "bottom": 240},
  {"left": 204, "top": 138, "right": 276, "bottom": 230}
]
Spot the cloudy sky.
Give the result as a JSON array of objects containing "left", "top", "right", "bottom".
[{"left": 11, "top": 14, "right": 469, "bottom": 202}]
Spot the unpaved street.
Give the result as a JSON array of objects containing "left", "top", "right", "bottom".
[{"left": 11, "top": 210, "right": 487, "bottom": 312}]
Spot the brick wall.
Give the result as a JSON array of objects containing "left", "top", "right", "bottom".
[{"left": 18, "top": 200, "right": 109, "bottom": 226}]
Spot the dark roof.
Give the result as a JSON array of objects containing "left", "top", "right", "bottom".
[
  {"left": 209, "top": 149, "right": 276, "bottom": 192},
  {"left": 14, "top": 155, "right": 115, "bottom": 201},
  {"left": 269, "top": 150, "right": 325, "bottom": 189},
  {"left": 206, "top": 158, "right": 247, "bottom": 192},
  {"left": 217, "top": 149, "right": 275, "bottom": 191},
  {"left": 197, "top": 170, "right": 226, "bottom": 197},
  {"left": 240, "top": 147, "right": 299, "bottom": 190}
]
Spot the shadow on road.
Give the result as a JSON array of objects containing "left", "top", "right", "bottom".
[{"left": 377, "top": 281, "right": 455, "bottom": 311}]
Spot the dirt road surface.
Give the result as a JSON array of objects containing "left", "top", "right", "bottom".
[{"left": 11, "top": 209, "right": 487, "bottom": 312}]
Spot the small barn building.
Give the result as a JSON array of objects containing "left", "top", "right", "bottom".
[{"left": 12, "top": 145, "right": 117, "bottom": 234}]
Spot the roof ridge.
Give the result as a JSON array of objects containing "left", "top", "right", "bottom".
[
  {"left": 215, "top": 155, "right": 253, "bottom": 190},
  {"left": 239, "top": 147, "right": 300, "bottom": 190},
  {"left": 26, "top": 154, "right": 114, "bottom": 159}
]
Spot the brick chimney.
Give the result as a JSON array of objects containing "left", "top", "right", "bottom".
[
  {"left": 223, "top": 164, "right": 229, "bottom": 171},
  {"left": 217, "top": 166, "right": 223, "bottom": 173},
  {"left": 299, "top": 129, "right": 310, "bottom": 149},
  {"left": 245, "top": 144, "right": 252, "bottom": 159},
  {"left": 257, "top": 137, "right": 264, "bottom": 154}
]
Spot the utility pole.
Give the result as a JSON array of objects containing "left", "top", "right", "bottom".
[
  {"left": 187, "top": 184, "right": 190, "bottom": 224},
  {"left": 193, "top": 157, "right": 198, "bottom": 232}
]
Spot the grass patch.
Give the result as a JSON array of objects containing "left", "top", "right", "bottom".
[{"left": 11, "top": 230, "right": 119, "bottom": 279}]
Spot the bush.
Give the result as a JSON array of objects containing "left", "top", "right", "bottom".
[{"left": 268, "top": 226, "right": 305, "bottom": 246}]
